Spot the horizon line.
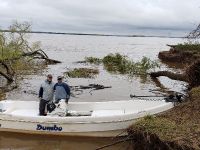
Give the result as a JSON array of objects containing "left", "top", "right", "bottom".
[{"left": 0, "top": 29, "right": 185, "bottom": 38}]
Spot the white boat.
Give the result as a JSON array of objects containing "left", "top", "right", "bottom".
[{"left": 0, "top": 99, "right": 173, "bottom": 137}]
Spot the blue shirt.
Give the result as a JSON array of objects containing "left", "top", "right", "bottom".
[{"left": 54, "top": 82, "right": 70, "bottom": 100}]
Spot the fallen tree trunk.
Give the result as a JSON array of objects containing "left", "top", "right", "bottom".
[
  {"left": 22, "top": 49, "right": 61, "bottom": 63},
  {"left": 150, "top": 71, "right": 187, "bottom": 82},
  {"left": 150, "top": 60, "right": 200, "bottom": 87},
  {"left": 0, "top": 49, "right": 61, "bottom": 84},
  {"left": 0, "top": 61, "right": 15, "bottom": 82},
  {"left": 0, "top": 71, "right": 14, "bottom": 82},
  {"left": 5, "top": 49, "right": 62, "bottom": 64},
  {"left": 43, "top": 57, "right": 61, "bottom": 64},
  {"left": 166, "top": 44, "right": 177, "bottom": 49}
]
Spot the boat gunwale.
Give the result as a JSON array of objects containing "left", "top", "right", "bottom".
[{"left": 0, "top": 101, "right": 174, "bottom": 124}]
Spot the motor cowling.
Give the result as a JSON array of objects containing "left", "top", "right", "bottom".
[{"left": 47, "top": 102, "right": 56, "bottom": 113}]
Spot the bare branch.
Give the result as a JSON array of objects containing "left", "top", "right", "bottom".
[{"left": 187, "top": 24, "right": 200, "bottom": 39}]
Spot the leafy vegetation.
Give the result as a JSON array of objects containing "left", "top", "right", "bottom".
[
  {"left": 0, "top": 21, "right": 58, "bottom": 84},
  {"left": 0, "top": 22, "right": 36, "bottom": 82},
  {"left": 102, "top": 53, "right": 130, "bottom": 74},
  {"left": 103, "top": 53, "right": 159, "bottom": 75},
  {"left": 85, "top": 53, "right": 159, "bottom": 76},
  {"left": 65, "top": 68, "right": 99, "bottom": 78},
  {"left": 85, "top": 57, "right": 102, "bottom": 64},
  {"left": 0, "top": 22, "right": 34, "bottom": 60},
  {"left": 175, "top": 43, "right": 200, "bottom": 53}
]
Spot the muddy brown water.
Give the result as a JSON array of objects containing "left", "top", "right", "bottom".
[
  {"left": 1, "top": 34, "right": 188, "bottom": 149},
  {"left": 0, "top": 132, "right": 131, "bottom": 150}
]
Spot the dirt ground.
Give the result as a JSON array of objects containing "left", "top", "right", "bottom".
[{"left": 159, "top": 87, "right": 200, "bottom": 149}]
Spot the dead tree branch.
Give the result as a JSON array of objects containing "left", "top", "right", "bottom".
[
  {"left": 187, "top": 24, "right": 200, "bottom": 39},
  {"left": 150, "top": 71, "right": 187, "bottom": 82},
  {"left": 150, "top": 60, "right": 200, "bottom": 87}
]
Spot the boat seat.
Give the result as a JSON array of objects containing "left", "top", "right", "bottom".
[{"left": 91, "top": 109, "right": 124, "bottom": 117}]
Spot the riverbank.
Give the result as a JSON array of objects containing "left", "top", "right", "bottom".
[
  {"left": 127, "top": 88, "right": 200, "bottom": 149},
  {"left": 127, "top": 43, "right": 200, "bottom": 150},
  {"left": 159, "top": 44, "right": 200, "bottom": 66}
]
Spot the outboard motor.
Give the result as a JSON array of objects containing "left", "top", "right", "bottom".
[
  {"left": 176, "top": 94, "right": 183, "bottom": 102},
  {"left": 47, "top": 101, "right": 56, "bottom": 113},
  {"left": 165, "top": 93, "right": 183, "bottom": 102}
]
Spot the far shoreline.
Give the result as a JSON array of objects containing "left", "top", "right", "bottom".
[{"left": 0, "top": 29, "right": 184, "bottom": 39}]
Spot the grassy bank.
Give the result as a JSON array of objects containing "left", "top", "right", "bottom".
[
  {"left": 128, "top": 43, "right": 200, "bottom": 149},
  {"left": 159, "top": 43, "right": 200, "bottom": 65},
  {"left": 174, "top": 43, "right": 200, "bottom": 53}
]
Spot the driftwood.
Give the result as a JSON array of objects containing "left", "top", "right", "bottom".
[
  {"left": 79, "top": 84, "right": 112, "bottom": 90},
  {"left": 71, "top": 84, "right": 112, "bottom": 91},
  {"left": 166, "top": 44, "right": 177, "bottom": 49},
  {"left": 70, "top": 84, "right": 112, "bottom": 97}
]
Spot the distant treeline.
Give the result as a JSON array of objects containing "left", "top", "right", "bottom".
[{"left": 0, "top": 29, "right": 182, "bottom": 38}]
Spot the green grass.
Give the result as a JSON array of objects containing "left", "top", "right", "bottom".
[
  {"left": 130, "top": 115, "right": 187, "bottom": 141},
  {"left": 189, "top": 87, "right": 200, "bottom": 98},
  {"left": 85, "top": 57, "right": 102, "bottom": 64},
  {"left": 175, "top": 43, "right": 200, "bottom": 53}
]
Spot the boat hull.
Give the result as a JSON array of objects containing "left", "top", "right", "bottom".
[
  {"left": 0, "top": 100, "right": 174, "bottom": 137},
  {"left": 0, "top": 119, "right": 134, "bottom": 137}
]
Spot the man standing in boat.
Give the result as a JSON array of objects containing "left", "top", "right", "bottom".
[
  {"left": 54, "top": 76, "right": 70, "bottom": 104},
  {"left": 38, "top": 74, "right": 55, "bottom": 116}
]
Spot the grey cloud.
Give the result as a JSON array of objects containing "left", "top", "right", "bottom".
[{"left": 0, "top": 0, "right": 200, "bottom": 35}]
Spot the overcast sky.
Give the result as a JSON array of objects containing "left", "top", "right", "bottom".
[{"left": 0, "top": 0, "right": 200, "bottom": 36}]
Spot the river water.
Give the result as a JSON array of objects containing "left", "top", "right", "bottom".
[{"left": 2, "top": 34, "right": 188, "bottom": 150}]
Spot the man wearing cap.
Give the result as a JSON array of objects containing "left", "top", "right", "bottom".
[
  {"left": 54, "top": 76, "right": 70, "bottom": 104},
  {"left": 38, "top": 74, "right": 55, "bottom": 116}
]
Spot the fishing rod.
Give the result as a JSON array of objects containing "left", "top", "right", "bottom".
[
  {"left": 130, "top": 93, "right": 184, "bottom": 103},
  {"left": 130, "top": 94, "right": 165, "bottom": 98}
]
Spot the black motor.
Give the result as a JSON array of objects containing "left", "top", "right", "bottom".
[
  {"left": 165, "top": 93, "right": 183, "bottom": 102},
  {"left": 47, "top": 102, "right": 56, "bottom": 113}
]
